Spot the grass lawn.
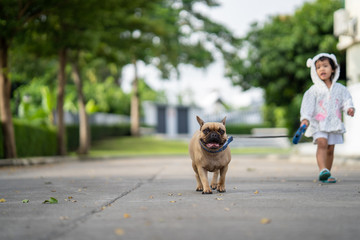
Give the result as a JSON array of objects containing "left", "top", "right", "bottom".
[{"left": 87, "top": 136, "right": 290, "bottom": 157}]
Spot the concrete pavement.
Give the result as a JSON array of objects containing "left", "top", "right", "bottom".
[{"left": 1, "top": 155, "right": 360, "bottom": 240}]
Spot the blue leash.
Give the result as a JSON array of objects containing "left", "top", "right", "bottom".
[
  {"left": 199, "top": 136, "right": 233, "bottom": 153},
  {"left": 292, "top": 124, "right": 307, "bottom": 144}
]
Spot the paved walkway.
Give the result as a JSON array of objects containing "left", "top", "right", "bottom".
[{"left": 1, "top": 155, "right": 360, "bottom": 240}]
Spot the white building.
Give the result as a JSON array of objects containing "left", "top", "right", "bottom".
[{"left": 334, "top": 0, "right": 360, "bottom": 157}]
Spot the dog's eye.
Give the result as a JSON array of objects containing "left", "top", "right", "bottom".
[
  {"left": 219, "top": 129, "right": 225, "bottom": 135},
  {"left": 203, "top": 128, "right": 210, "bottom": 134}
]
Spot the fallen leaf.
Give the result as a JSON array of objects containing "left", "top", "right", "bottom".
[
  {"left": 0, "top": 198, "right": 6, "bottom": 203},
  {"left": 260, "top": 218, "right": 271, "bottom": 224},
  {"left": 43, "top": 197, "right": 58, "bottom": 204},
  {"left": 169, "top": 200, "right": 176, "bottom": 203},
  {"left": 114, "top": 228, "right": 125, "bottom": 236},
  {"left": 22, "top": 199, "right": 29, "bottom": 203},
  {"left": 123, "top": 213, "right": 131, "bottom": 219},
  {"left": 215, "top": 198, "right": 223, "bottom": 201},
  {"left": 59, "top": 216, "right": 69, "bottom": 220},
  {"left": 168, "top": 193, "right": 174, "bottom": 196},
  {"left": 177, "top": 193, "right": 182, "bottom": 196},
  {"left": 254, "top": 190, "right": 259, "bottom": 194},
  {"left": 224, "top": 207, "right": 230, "bottom": 211},
  {"left": 149, "top": 195, "right": 154, "bottom": 199}
]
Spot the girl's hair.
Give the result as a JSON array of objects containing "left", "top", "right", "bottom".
[{"left": 316, "top": 56, "right": 337, "bottom": 80}]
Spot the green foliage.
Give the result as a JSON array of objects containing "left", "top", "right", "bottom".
[
  {"left": 12, "top": 119, "right": 57, "bottom": 158},
  {"left": 82, "top": 77, "right": 131, "bottom": 115},
  {"left": 0, "top": 0, "right": 48, "bottom": 41},
  {"left": 226, "top": 123, "right": 271, "bottom": 135},
  {"left": 262, "top": 105, "right": 287, "bottom": 128},
  {"left": 9, "top": 47, "right": 58, "bottom": 86},
  {"left": 0, "top": 121, "right": 131, "bottom": 158},
  {"left": 6, "top": 0, "right": 240, "bottom": 117},
  {"left": 230, "top": 0, "right": 343, "bottom": 133},
  {"left": 14, "top": 81, "right": 56, "bottom": 125},
  {"left": 0, "top": 119, "right": 57, "bottom": 158}
]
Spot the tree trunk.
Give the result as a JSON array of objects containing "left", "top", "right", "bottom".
[
  {"left": 56, "top": 49, "right": 67, "bottom": 155},
  {"left": 0, "top": 37, "right": 17, "bottom": 158},
  {"left": 130, "top": 60, "right": 140, "bottom": 137},
  {"left": 71, "top": 59, "right": 90, "bottom": 155}
]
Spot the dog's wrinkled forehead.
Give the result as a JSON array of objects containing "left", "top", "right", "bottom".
[
  {"left": 196, "top": 116, "right": 227, "bottom": 132},
  {"left": 202, "top": 122, "right": 225, "bottom": 131}
]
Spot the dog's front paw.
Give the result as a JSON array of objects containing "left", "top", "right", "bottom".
[
  {"left": 202, "top": 188, "right": 213, "bottom": 194},
  {"left": 217, "top": 185, "right": 226, "bottom": 193},
  {"left": 196, "top": 185, "right": 203, "bottom": 192},
  {"left": 210, "top": 183, "right": 217, "bottom": 190}
]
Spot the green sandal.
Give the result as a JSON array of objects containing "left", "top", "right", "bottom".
[
  {"left": 321, "top": 176, "right": 336, "bottom": 183},
  {"left": 319, "top": 169, "right": 331, "bottom": 181}
]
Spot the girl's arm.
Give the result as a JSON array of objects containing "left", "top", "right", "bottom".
[
  {"left": 343, "top": 87, "right": 355, "bottom": 116},
  {"left": 300, "top": 89, "right": 315, "bottom": 126}
]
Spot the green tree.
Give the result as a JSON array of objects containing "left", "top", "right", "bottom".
[
  {"left": 4, "top": 0, "right": 240, "bottom": 157},
  {"left": 0, "top": 0, "right": 50, "bottom": 158},
  {"left": 229, "top": 0, "right": 343, "bottom": 131},
  {"left": 26, "top": 0, "right": 108, "bottom": 155},
  {"left": 100, "top": 0, "right": 239, "bottom": 136}
]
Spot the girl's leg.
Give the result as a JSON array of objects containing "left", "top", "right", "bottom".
[
  {"left": 326, "top": 144, "right": 335, "bottom": 171},
  {"left": 325, "top": 144, "right": 336, "bottom": 183},
  {"left": 316, "top": 138, "right": 329, "bottom": 171}
]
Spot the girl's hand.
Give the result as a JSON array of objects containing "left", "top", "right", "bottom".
[
  {"left": 300, "top": 119, "right": 309, "bottom": 127},
  {"left": 347, "top": 108, "right": 355, "bottom": 117}
]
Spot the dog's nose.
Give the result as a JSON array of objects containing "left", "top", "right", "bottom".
[{"left": 210, "top": 132, "right": 218, "bottom": 138}]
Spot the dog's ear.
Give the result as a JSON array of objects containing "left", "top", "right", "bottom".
[
  {"left": 196, "top": 116, "right": 205, "bottom": 128},
  {"left": 220, "top": 116, "right": 226, "bottom": 126}
]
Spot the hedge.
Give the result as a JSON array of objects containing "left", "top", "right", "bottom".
[
  {"left": 0, "top": 120, "right": 57, "bottom": 159},
  {"left": 226, "top": 123, "right": 271, "bottom": 135},
  {"left": 0, "top": 121, "right": 131, "bottom": 159},
  {"left": 66, "top": 124, "right": 131, "bottom": 151}
]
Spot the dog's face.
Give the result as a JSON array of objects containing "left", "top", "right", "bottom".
[{"left": 197, "top": 116, "right": 227, "bottom": 149}]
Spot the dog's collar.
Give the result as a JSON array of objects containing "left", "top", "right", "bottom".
[{"left": 199, "top": 136, "right": 233, "bottom": 153}]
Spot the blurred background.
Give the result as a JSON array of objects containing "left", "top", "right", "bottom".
[{"left": 0, "top": 0, "right": 359, "bottom": 160}]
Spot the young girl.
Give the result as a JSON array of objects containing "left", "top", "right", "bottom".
[{"left": 300, "top": 53, "right": 355, "bottom": 183}]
